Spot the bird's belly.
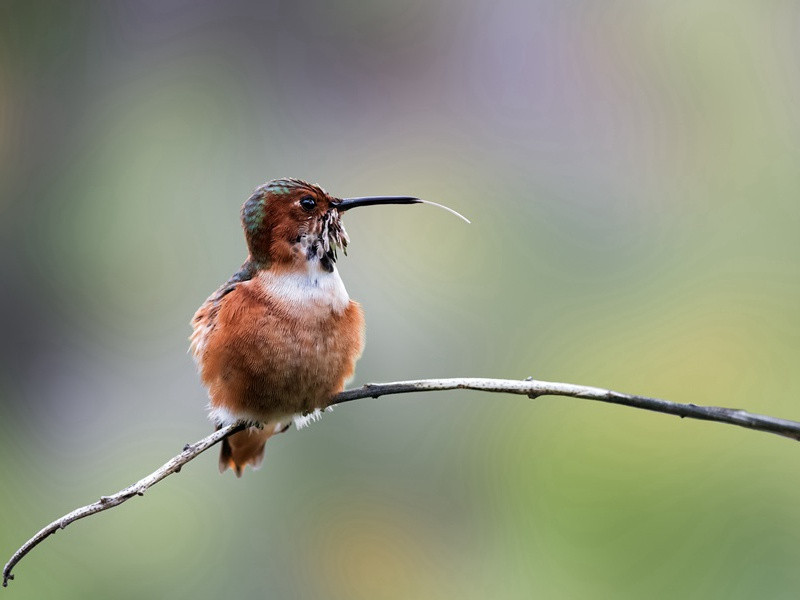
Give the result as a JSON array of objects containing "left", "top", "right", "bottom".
[
  {"left": 246, "top": 317, "right": 356, "bottom": 414},
  {"left": 204, "top": 303, "right": 364, "bottom": 426},
  {"left": 199, "top": 264, "right": 364, "bottom": 426}
]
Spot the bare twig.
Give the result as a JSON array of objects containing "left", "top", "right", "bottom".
[
  {"left": 4, "top": 376, "right": 800, "bottom": 587},
  {"left": 332, "top": 377, "right": 800, "bottom": 440},
  {"left": 2, "top": 422, "right": 246, "bottom": 588}
]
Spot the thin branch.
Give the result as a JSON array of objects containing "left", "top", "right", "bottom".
[
  {"left": 2, "top": 422, "right": 245, "bottom": 588},
  {"left": 4, "top": 376, "right": 800, "bottom": 587},
  {"left": 332, "top": 377, "right": 800, "bottom": 440}
]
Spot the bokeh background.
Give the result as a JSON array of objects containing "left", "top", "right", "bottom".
[{"left": 2, "top": 1, "right": 800, "bottom": 598}]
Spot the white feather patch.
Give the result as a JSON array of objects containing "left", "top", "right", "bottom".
[
  {"left": 208, "top": 404, "right": 294, "bottom": 434},
  {"left": 258, "top": 262, "right": 350, "bottom": 314},
  {"left": 293, "top": 406, "right": 333, "bottom": 430},
  {"left": 207, "top": 405, "right": 244, "bottom": 427}
]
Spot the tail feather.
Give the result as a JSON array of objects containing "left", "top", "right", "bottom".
[{"left": 219, "top": 426, "right": 271, "bottom": 477}]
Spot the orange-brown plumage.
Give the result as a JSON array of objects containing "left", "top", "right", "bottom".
[
  {"left": 190, "top": 178, "right": 366, "bottom": 476},
  {"left": 193, "top": 270, "right": 365, "bottom": 475},
  {"left": 198, "top": 271, "right": 364, "bottom": 420},
  {"left": 190, "top": 178, "right": 458, "bottom": 476}
]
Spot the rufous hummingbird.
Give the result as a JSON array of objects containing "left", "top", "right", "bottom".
[{"left": 190, "top": 178, "right": 467, "bottom": 476}]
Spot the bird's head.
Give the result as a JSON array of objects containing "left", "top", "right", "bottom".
[{"left": 241, "top": 178, "right": 468, "bottom": 272}]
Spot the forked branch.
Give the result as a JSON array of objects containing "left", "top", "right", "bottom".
[{"left": 4, "top": 376, "right": 800, "bottom": 587}]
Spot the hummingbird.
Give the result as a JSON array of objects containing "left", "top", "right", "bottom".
[{"left": 190, "top": 178, "right": 468, "bottom": 476}]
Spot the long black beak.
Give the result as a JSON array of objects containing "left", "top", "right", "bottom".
[
  {"left": 334, "top": 196, "right": 422, "bottom": 211},
  {"left": 334, "top": 196, "right": 471, "bottom": 223}
]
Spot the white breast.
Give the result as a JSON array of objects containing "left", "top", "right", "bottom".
[{"left": 258, "top": 262, "right": 350, "bottom": 314}]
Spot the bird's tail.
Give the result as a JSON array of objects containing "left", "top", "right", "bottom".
[{"left": 219, "top": 425, "right": 277, "bottom": 477}]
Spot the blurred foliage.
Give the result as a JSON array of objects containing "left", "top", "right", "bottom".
[{"left": 1, "top": 1, "right": 799, "bottom": 598}]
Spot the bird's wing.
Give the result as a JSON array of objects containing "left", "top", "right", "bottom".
[{"left": 189, "top": 260, "right": 259, "bottom": 360}]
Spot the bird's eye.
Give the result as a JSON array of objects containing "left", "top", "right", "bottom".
[{"left": 299, "top": 196, "right": 316, "bottom": 212}]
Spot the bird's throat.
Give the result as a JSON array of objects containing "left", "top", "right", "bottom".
[{"left": 258, "top": 258, "right": 350, "bottom": 314}]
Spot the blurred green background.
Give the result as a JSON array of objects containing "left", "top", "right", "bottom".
[{"left": 1, "top": 1, "right": 799, "bottom": 598}]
